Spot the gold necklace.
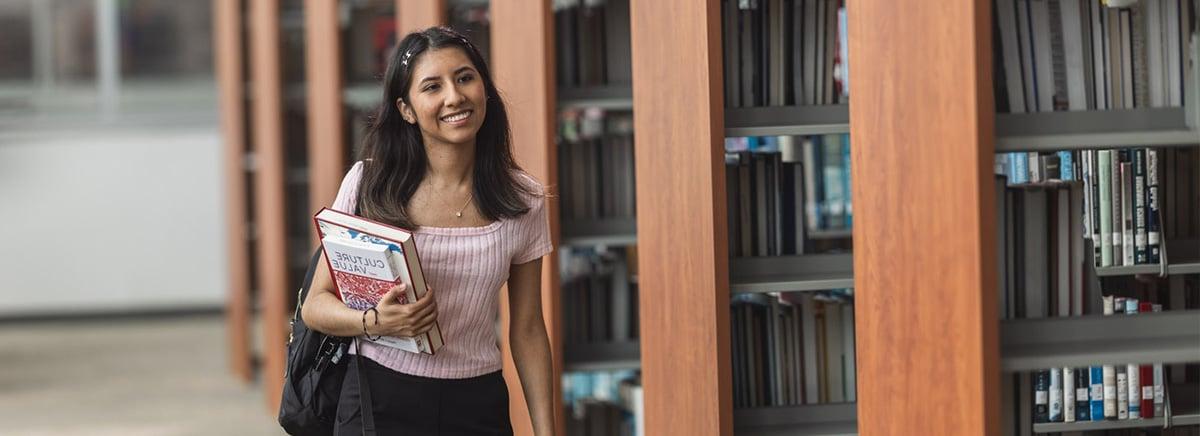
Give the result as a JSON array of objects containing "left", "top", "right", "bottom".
[{"left": 454, "top": 192, "right": 473, "bottom": 218}]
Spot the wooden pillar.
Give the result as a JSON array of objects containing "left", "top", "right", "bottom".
[
  {"left": 248, "top": 0, "right": 289, "bottom": 413},
  {"left": 397, "top": 0, "right": 447, "bottom": 38},
  {"left": 305, "top": 0, "right": 345, "bottom": 217},
  {"left": 849, "top": 1, "right": 1000, "bottom": 435},
  {"left": 629, "top": 1, "right": 731, "bottom": 436},
  {"left": 491, "top": 2, "right": 564, "bottom": 436},
  {"left": 215, "top": 0, "right": 251, "bottom": 384}
]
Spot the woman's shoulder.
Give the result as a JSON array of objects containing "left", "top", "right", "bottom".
[{"left": 513, "top": 171, "right": 545, "bottom": 196}]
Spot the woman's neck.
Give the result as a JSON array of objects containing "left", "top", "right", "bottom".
[{"left": 422, "top": 138, "right": 476, "bottom": 189}]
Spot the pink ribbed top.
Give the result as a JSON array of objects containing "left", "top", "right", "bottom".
[{"left": 332, "top": 161, "right": 552, "bottom": 379}]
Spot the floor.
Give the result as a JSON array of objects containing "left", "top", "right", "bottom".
[{"left": 0, "top": 315, "right": 284, "bottom": 435}]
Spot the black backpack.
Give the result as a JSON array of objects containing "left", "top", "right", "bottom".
[{"left": 278, "top": 247, "right": 377, "bottom": 435}]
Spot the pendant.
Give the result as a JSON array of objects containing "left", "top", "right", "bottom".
[{"left": 455, "top": 212, "right": 462, "bottom": 218}]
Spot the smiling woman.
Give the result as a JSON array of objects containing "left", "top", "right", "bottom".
[{"left": 298, "top": 27, "right": 557, "bottom": 436}]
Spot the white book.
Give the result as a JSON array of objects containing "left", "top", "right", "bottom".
[
  {"left": 1110, "top": 150, "right": 1122, "bottom": 265},
  {"left": 1128, "top": 355, "right": 1142, "bottom": 419},
  {"left": 1098, "top": 150, "right": 1114, "bottom": 266},
  {"left": 1050, "top": 368, "right": 1064, "bottom": 422},
  {"left": 1082, "top": 151, "right": 1093, "bottom": 239}
]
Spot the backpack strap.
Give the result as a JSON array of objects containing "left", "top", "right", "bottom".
[{"left": 356, "top": 339, "right": 376, "bottom": 436}]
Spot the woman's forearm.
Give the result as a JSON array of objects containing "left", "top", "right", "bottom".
[
  {"left": 511, "top": 320, "right": 557, "bottom": 436},
  {"left": 301, "top": 290, "right": 372, "bottom": 337}
]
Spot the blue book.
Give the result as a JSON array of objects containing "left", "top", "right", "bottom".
[
  {"left": 1090, "top": 366, "right": 1105, "bottom": 421},
  {"left": 841, "top": 134, "right": 852, "bottom": 228},
  {"left": 1058, "top": 151, "right": 1075, "bottom": 181},
  {"left": 1012, "top": 153, "right": 1029, "bottom": 184}
]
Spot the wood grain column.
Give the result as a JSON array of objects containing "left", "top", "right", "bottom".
[
  {"left": 305, "top": 0, "right": 345, "bottom": 217},
  {"left": 248, "top": 0, "right": 289, "bottom": 413},
  {"left": 491, "top": 2, "right": 563, "bottom": 436},
  {"left": 849, "top": 1, "right": 999, "bottom": 435},
  {"left": 630, "top": 1, "right": 731, "bottom": 435},
  {"left": 396, "top": 0, "right": 446, "bottom": 38},
  {"left": 214, "top": 0, "right": 251, "bottom": 384}
]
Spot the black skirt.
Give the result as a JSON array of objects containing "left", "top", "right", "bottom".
[{"left": 335, "top": 356, "right": 514, "bottom": 436}]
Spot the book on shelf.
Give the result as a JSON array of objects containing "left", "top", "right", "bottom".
[
  {"left": 558, "top": 109, "right": 637, "bottom": 223},
  {"left": 313, "top": 207, "right": 443, "bottom": 355},
  {"left": 731, "top": 290, "right": 854, "bottom": 408},
  {"left": 721, "top": 0, "right": 847, "bottom": 108},
  {"left": 561, "top": 246, "right": 639, "bottom": 346},
  {"left": 563, "top": 369, "right": 642, "bottom": 436},
  {"left": 554, "top": 0, "right": 631, "bottom": 89}
]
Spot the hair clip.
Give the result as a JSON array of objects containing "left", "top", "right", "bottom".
[{"left": 400, "top": 49, "right": 414, "bottom": 69}]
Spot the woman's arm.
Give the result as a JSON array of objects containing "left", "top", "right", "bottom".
[
  {"left": 301, "top": 252, "right": 439, "bottom": 339},
  {"left": 507, "top": 258, "right": 557, "bottom": 436}
]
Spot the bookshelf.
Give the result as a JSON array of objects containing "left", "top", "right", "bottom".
[
  {"left": 733, "top": 403, "right": 857, "bottom": 436},
  {"left": 1000, "top": 310, "right": 1200, "bottom": 372},
  {"left": 561, "top": 218, "right": 638, "bottom": 247},
  {"left": 558, "top": 85, "right": 634, "bottom": 110},
  {"left": 996, "top": 107, "right": 1199, "bottom": 151},
  {"left": 563, "top": 341, "right": 642, "bottom": 372},
  {"left": 729, "top": 254, "right": 853, "bottom": 293},
  {"left": 724, "top": 105, "right": 850, "bottom": 138}
]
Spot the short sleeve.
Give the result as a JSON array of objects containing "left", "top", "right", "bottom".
[
  {"left": 512, "top": 185, "right": 553, "bottom": 264},
  {"left": 330, "top": 161, "right": 364, "bottom": 214}
]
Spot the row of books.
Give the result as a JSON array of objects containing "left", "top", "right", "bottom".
[
  {"left": 558, "top": 109, "right": 637, "bottom": 222},
  {"left": 721, "top": 0, "right": 848, "bottom": 108},
  {"left": 448, "top": 1, "right": 492, "bottom": 65},
  {"left": 1030, "top": 296, "right": 1167, "bottom": 425},
  {"left": 563, "top": 370, "right": 643, "bottom": 436},
  {"left": 731, "top": 290, "right": 855, "bottom": 408},
  {"left": 561, "top": 246, "right": 639, "bottom": 345},
  {"left": 724, "top": 134, "right": 852, "bottom": 257},
  {"left": 553, "top": 0, "right": 632, "bottom": 88},
  {"left": 994, "top": 0, "right": 1193, "bottom": 114}
]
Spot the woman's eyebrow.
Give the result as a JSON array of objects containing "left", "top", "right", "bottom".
[{"left": 418, "top": 66, "right": 478, "bottom": 84}]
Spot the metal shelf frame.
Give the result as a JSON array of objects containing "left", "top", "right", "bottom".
[
  {"left": 563, "top": 340, "right": 641, "bottom": 372},
  {"left": 730, "top": 254, "right": 854, "bottom": 293},
  {"left": 561, "top": 218, "right": 637, "bottom": 247},
  {"left": 1001, "top": 310, "right": 1200, "bottom": 372},
  {"left": 734, "top": 403, "right": 858, "bottom": 436}
]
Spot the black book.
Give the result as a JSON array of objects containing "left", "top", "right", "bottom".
[
  {"left": 1133, "top": 149, "right": 1147, "bottom": 264},
  {"left": 555, "top": 6, "right": 579, "bottom": 87},
  {"left": 1146, "top": 149, "right": 1160, "bottom": 263},
  {"left": 1034, "top": 370, "right": 1050, "bottom": 423},
  {"left": 603, "top": 0, "right": 631, "bottom": 84},
  {"left": 1075, "top": 367, "right": 1091, "bottom": 421}
]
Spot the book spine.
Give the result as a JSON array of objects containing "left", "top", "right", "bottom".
[
  {"left": 1090, "top": 149, "right": 1102, "bottom": 265},
  {"left": 1102, "top": 295, "right": 1117, "bottom": 419},
  {"left": 1029, "top": 152, "right": 1042, "bottom": 182},
  {"left": 1133, "top": 148, "right": 1147, "bottom": 264},
  {"left": 1109, "top": 150, "right": 1122, "bottom": 265},
  {"left": 1146, "top": 148, "right": 1160, "bottom": 263},
  {"left": 1152, "top": 303, "right": 1165, "bottom": 417},
  {"left": 1097, "top": 150, "right": 1113, "bottom": 266},
  {"left": 1119, "top": 154, "right": 1134, "bottom": 266},
  {"left": 1076, "top": 367, "right": 1092, "bottom": 422},
  {"left": 1035, "top": 370, "right": 1050, "bottom": 423},
  {"left": 1082, "top": 150, "right": 1093, "bottom": 240},
  {"left": 1116, "top": 367, "right": 1128, "bottom": 419},
  {"left": 1125, "top": 299, "right": 1140, "bottom": 419},
  {"left": 1063, "top": 367, "right": 1076, "bottom": 422},
  {"left": 1090, "top": 365, "right": 1105, "bottom": 421},
  {"left": 1049, "top": 368, "right": 1064, "bottom": 422},
  {"left": 1058, "top": 151, "right": 1074, "bottom": 181}
]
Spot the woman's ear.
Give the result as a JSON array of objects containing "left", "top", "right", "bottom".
[{"left": 396, "top": 98, "right": 415, "bottom": 124}]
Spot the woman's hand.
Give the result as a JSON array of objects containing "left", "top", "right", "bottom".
[{"left": 369, "top": 284, "right": 438, "bottom": 337}]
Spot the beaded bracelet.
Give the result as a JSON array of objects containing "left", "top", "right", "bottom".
[{"left": 362, "top": 307, "right": 382, "bottom": 341}]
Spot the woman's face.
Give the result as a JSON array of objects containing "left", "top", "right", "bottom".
[{"left": 398, "top": 47, "right": 488, "bottom": 147}]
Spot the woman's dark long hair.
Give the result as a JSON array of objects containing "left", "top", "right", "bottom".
[{"left": 357, "top": 26, "right": 536, "bottom": 229}]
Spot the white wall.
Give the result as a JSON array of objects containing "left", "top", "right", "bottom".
[{"left": 0, "top": 124, "right": 227, "bottom": 316}]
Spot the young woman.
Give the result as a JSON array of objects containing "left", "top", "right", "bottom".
[{"left": 301, "top": 27, "right": 555, "bottom": 436}]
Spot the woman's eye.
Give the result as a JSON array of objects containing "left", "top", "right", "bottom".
[
  {"left": 458, "top": 75, "right": 475, "bottom": 84},
  {"left": 424, "top": 84, "right": 439, "bottom": 92}
]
